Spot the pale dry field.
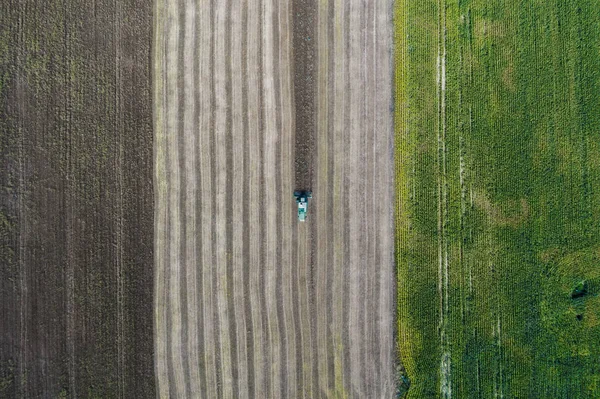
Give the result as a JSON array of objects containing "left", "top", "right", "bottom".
[{"left": 153, "top": 0, "right": 395, "bottom": 397}]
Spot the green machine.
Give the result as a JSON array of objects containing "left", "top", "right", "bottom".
[{"left": 293, "top": 191, "right": 312, "bottom": 222}]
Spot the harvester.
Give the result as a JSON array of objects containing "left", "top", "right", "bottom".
[{"left": 294, "top": 191, "right": 312, "bottom": 222}]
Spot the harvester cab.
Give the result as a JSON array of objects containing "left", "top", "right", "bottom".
[{"left": 294, "top": 191, "right": 312, "bottom": 222}]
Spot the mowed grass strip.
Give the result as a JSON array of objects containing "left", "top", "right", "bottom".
[{"left": 396, "top": 0, "right": 600, "bottom": 397}]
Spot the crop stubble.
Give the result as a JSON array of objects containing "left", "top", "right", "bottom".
[{"left": 154, "top": 0, "right": 396, "bottom": 397}]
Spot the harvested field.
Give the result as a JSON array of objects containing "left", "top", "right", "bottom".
[
  {"left": 153, "top": 0, "right": 397, "bottom": 397},
  {"left": 0, "top": 0, "right": 155, "bottom": 398},
  {"left": 396, "top": 0, "right": 600, "bottom": 397}
]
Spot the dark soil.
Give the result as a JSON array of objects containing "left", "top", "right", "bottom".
[
  {"left": 292, "top": 0, "right": 317, "bottom": 192},
  {"left": 0, "top": 1, "right": 154, "bottom": 397}
]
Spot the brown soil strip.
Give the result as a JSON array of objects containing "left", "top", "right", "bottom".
[{"left": 293, "top": 0, "right": 316, "bottom": 191}]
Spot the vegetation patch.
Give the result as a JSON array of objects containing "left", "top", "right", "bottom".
[{"left": 395, "top": 0, "right": 600, "bottom": 397}]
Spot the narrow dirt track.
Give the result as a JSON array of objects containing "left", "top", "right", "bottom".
[{"left": 154, "top": 0, "right": 395, "bottom": 397}]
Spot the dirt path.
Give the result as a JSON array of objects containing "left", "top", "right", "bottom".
[{"left": 154, "top": 0, "right": 396, "bottom": 397}]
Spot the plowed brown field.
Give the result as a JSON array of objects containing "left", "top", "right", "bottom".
[{"left": 0, "top": 0, "right": 155, "bottom": 398}]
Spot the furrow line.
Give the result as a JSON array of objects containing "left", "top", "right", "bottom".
[
  {"left": 331, "top": 0, "right": 348, "bottom": 395},
  {"left": 114, "top": 0, "right": 125, "bottom": 396},
  {"left": 347, "top": 0, "right": 364, "bottom": 395},
  {"left": 177, "top": 0, "right": 190, "bottom": 395},
  {"left": 153, "top": 0, "right": 169, "bottom": 394},
  {"left": 273, "top": 0, "right": 288, "bottom": 396},
  {"left": 341, "top": 1, "right": 352, "bottom": 392},
  {"left": 363, "top": 1, "right": 377, "bottom": 395},
  {"left": 193, "top": 0, "right": 208, "bottom": 394},
  {"left": 278, "top": 0, "right": 296, "bottom": 396},
  {"left": 316, "top": 0, "right": 331, "bottom": 395},
  {"left": 231, "top": 1, "right": 249, "bottom": 397},
  {"left": 325, "top": 0, "right": 336, "bottom": 392},
  {"left": 262, "top": 0, "right": 282, "bottom": 396},
  {"left": 183, "top": 0, "right": 201, "bottom": 395},
  {"left": 258, "top": 0, "right": 271, "bottom": 394},
  {"left": 240, "top": 1, "right": 256, "bottom": 396},
  {"left": 376, "top": 0, "right": 395, "bottom": 394},
  {"left": 214, "top": 0, "right": 233, "bottom": 397},
  {"left": 165, "top": 0, "right": 186, "bottom": 395},
  {"left": 247, "top": 1, "right": 266, "bottom": 396},
  {"left": 64, "top": 2, "right": 76, "bottom": 397},
  {"left": 225, "top": 1, "right": 240, "bottom": 398},
  {"left": 199, "top": 0, "right": 217, "bottom": 396}
]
